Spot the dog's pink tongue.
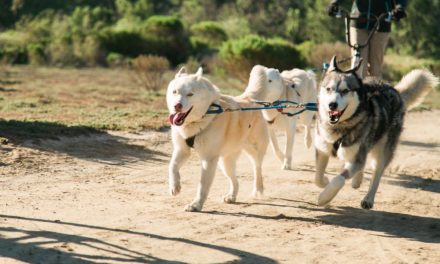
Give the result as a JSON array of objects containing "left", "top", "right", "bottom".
[
  {"left": 169, "top": 112, "right": 186, "bottom": 126},
  {"left": 168, "top": 113, "right": 176, "bottom": 124},
  {"left": 330, "top": 111, "right": 341, "bottom": 117}
]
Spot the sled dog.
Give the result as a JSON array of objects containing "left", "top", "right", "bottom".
[
  {"left": 245, "top": 65, "right": 317, "bottom": 170},
  {"left": 167, "top": 67, "right": 268, "bottom": 212},
  {"left": 315, "top": 56, "right": 438, "bottom": 209}
]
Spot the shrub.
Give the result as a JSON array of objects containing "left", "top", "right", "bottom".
[
  {"left": 190, "top": 21, "right": 227, "bottom": 48},
  {"left": 130, "top": 55, "right": 170, "bottom": 91},
  {"left": 219, "top": 35, "right": 305, "bottom": 81},
  {"left": 106, "top": 52, "right": 127, "bottom": 67},
  {"left": 141, "top": 16, "right": 190, "bottom": 65},
  {"left": 27, "top": 43, "right": 46, "bottom": 65},
  {"left": 0, "top": 46, "right": 28, "bottom": 64}
]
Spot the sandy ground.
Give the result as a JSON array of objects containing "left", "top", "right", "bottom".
[{"left": 0, "top": 110, "right": 439, "bottom": 263}]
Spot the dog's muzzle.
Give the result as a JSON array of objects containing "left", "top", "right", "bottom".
[
  {"left": 328, "top": 107, "right": 347, "bottom": 124},
  {"left": 169, "top": 106, "right": 193, "bottom": 126}
]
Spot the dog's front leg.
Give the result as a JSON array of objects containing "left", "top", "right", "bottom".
[
  {"left": 185, "top": 157, "right": 219, "bottom": 212},
  {"left": 269, "top": 128, "right": 284, "bottom": 163},
  {"left": 315, "top": 149, "right": 330, "bottom": 188},
  {"left": 318, "top": 148, "right": 367, "bottom": 206},
  {"left": 169, "top": 146, "right": 190, "bottom": 196}
]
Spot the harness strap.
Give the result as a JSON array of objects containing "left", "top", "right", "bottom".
[
  {"left": 332, "top": 137, "right": 343, "bottom": 157},
  {"left": 185, "top": 135, "right": 196, "bottom": 148}
]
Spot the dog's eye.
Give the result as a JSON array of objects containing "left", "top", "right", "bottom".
[
  {"left": 326, "top": 87, "right": 331, "bottom": 92},
  {"left": 268, "top": 79, "right": 272, "bottom": 83},
  {"left": 341, "top": 89, "right": 349, "bottom": 95},
  {"left": 187, "top": 92, "right": 194, "bottom": 97},
  {"left": 172, "top": 90, "right": 177, "bottom": 94},
  {"left": 291, "top": 84, "right": 295, "bottom": 88}
]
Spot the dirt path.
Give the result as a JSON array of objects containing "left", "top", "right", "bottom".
[{"left": 1, "top": 110, "right": 439, "bottom": 263}]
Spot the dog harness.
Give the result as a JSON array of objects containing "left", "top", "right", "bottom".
[{"left": 185, "top": 135, "right": 195, "bottom": 148}]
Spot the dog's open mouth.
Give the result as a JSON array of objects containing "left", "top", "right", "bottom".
[
  {"left": 169, "top": 107, "right": 193, "bottom": 126},
  {"left": 328, "top": 107, "right": 346, "bottom": 124}
]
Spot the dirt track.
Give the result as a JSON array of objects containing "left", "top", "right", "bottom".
[{"left": 1, "top": 110, "right": 439, "bottom": 263}]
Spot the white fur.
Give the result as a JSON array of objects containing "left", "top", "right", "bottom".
[
  {"left": 167, "top": 68, "right": 269, "bottom": 212},
  {"left": 395, "top": 69, "right": 439, "bottom": 110},
  {"left": 245, "top": 65, "right": 317, "bottom": 170}
]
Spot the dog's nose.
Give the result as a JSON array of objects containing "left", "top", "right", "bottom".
[
  {"left": 329, "top": 102, "right": 338, "bottom": 111},
  {"left": 174, "top": 103, "right": 183, "bottom": 112}
]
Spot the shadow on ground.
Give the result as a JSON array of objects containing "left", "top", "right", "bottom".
[
  {"left": 384, "top": 173, "right": 440, "bottom": 193},
  {"left": 0, "top": 214, "right": 275, "bottom": 264},
  {"left": 206, "top": 201, "right": 440, "bottom": 244},
  {"left": 0, "top": 120, "right": 168, "bottom": 164},
  {"left": 400, "top": 140, "right": 439, "bottom": 149}
]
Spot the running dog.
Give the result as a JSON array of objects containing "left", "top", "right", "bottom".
[
  {"left": 315, "top": 56, "right": 438, "bottom": 209},
  {"left": 245, "top": 65, "right": 317, "bottom": 170},
  {"left": 167, "top": 67, "right": 268, "bottom": 212}
]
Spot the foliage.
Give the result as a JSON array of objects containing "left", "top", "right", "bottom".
[
  {"left": 190, "top": 21, "right": 227, "bottom": 48},
  {"left": 130, "top": 55, "right": 170, "bottom": 91},
  {"left": 219, "top": 34, "right": 305, "bottom": 81},
  {"left": 0, "top": 0, "right": 439, "bottom": 68}
]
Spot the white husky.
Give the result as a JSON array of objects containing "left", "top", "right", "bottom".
[
  {"left": 245, "top": 65, "right": 317, "bottom": 170},
  {"left": 167, "top": 67, "right": 268, "bottom": 212}
]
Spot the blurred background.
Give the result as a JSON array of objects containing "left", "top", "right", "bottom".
[{"left": 0, "top": 0, "right": 439, "bottom": 134}]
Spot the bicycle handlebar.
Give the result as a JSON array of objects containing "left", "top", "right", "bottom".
[{"left": 334, "top": 8, "right": 393, "bottom": 49}]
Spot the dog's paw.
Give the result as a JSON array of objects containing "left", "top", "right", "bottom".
[
  {"left": 315, "top": 176, "right": 329, "bottom": 188},
  {"left": 361, "top": 199, "right": 374, "bottom": 210},
  {"left": 223, "top": 194, "right": 236, "bottom": 204},
  {"left": 169, "top": 182, "right": 181, "bottom": 196},
  {"left": 351, "top": 179, "right": 362, "bottom": 189},
  {"left": 317, "top": 175, "right": 345, "bottom": 206},
  {"left": 252, "top": 189, "right": 264, "bottom": 199},
  {"left": 282, "top": 163, "right": 293, "bottom": 170},
  {"left": 184, "top": 202, "right": 202, "bottom": 212}
]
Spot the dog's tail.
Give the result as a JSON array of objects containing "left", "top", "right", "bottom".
[{"left": 395, "top": 69, "right": 439, "bottom": 110}]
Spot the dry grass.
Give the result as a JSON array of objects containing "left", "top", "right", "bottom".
[
  {"left": 309, "top": 41, "right": 352, "bottom": 70},
  {"left": 130, "top": 55, "right": 170, "bottom": 91},
  {"left": 1, "top": 63, "right": 436, "bottom": 139},
  {"left": 0, "top": 66, "right": 244, "bottom": 138}
]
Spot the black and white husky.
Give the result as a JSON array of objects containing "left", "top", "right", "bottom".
[{"left": 315, "top": 56, "right": 438, "bottom": 209}]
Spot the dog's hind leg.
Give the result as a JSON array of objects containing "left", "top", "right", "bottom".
[
  {"left": 315, "top": 149, "right": 330, "bottom": 188},
  {"left": 304, "top": 124, "right": 313, "bottom": 149},
  {"left": 245, "top": 145, "right": 265, "bottom": 199},
  {"left": 351, "top": 170, "right": 364, "bottom": 189},
  {"left": 282, "top": 120, "right": 297, "bottom": 170},
  {"left": 361, "top": 137, "right": 392, "bottom": 209},
  {"left": 269, "top": 128, "right": 284, "bottom": 164},
  {"left": 169, "top": 146, "right": 190, "bottom": 196},
  {"left": 185, "top": 157, "right": 219, "bottom": 212},
  {"left": 219, "top": 152, "right": 240, "bottom": 204}
]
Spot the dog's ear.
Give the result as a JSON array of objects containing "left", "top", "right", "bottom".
[
  {"left": 350, "top": 58, "right": 363, "bottom": 73},
  {"left": 327, "top": 55, "right": 339, "bottom": 73},
  {"left": 175, "top": 67, "right": 187, "bottom": 78},
  {"left": 195, "top": 67, "right": 203, "bottom": 78}
]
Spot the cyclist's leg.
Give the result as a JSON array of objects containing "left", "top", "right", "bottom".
[
  {"left": 350, "top": 27, "right": 369, "bottom": 77},
  {"left": 368, "top": 32, "right": 390, "bottom": 78}
]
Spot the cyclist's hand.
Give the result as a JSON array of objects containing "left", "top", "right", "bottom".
[
  {"left": 327, "top": 2, "right": 339, "bottom": 17},
  {"left": 392, "top": 4, "right": 407, "bottom": 22}
]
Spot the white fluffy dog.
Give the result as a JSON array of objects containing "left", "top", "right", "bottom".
[
  {"left": 245, "top": 65, "right": 317, "bottom": 170},
  {"left": 167, "top": 67, "right": 268, "bottom": 212}
]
